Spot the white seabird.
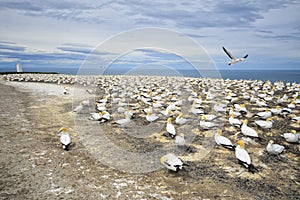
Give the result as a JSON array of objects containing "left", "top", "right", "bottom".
[
  {"left": 166, "top": 117, "right": 176, "bottom": 138},
  {"left": 235, "top": 140, "right": 258, "bottom": 173},
  {"left": 214, "top": 130, "right": 235, "bottom": 150},
  {"left": 266, "top": 140, "right": 284, "bottom": 155},
  {"left": 281, "top": 130, "right": 299, "bottom": 143},
  {"left": 241, "top": 119, "right": 259, "bottom": 138},
  {"left": 160, "top": 153, "right": 186, "bottom": 172},
  {"left": 58, "top": 127, "right": 71, "bottom": 151},
  {"left": 223, "top": 47, "right": 248, "bottom": 66}
]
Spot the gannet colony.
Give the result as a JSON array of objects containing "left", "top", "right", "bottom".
[{"left": 1, "top": 73, "right": 299, "bottom": 197}]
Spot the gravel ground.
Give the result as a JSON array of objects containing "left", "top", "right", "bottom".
[{"left": 0, "top": 80, "right": 299, "bottom": 200}]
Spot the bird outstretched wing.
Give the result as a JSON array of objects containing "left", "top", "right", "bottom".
[{"left": 223, "top": 47, "right": 235, "bottom": 59}]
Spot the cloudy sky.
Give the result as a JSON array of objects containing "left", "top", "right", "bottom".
[{"left": 0, "top": 0, "right": 299, "bottom": 73}]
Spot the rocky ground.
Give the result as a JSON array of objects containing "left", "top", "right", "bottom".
[{"left": 0, "top": 80, "right": 299, "bottom": 200}]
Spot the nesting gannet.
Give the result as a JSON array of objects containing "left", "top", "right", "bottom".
[
  {"left": 222, "top": 47, "right": 248, "bottom": 65},
  {"left": 281, "top": 130, "right": 298, "bottom": 143},
  {"left": 291, "top": 116, "right": 300, "bottom": 122},
  {"left": 190, "top": 103, "right": 204, "bottom": 115},
  {"left": 114, "top": 114, "right": 131, "bottom": 125},
  {"left": 229, "top": 113, "right": 242, "bottom": 127},
  {"left": 214, "top": 130, "right": 235, "bottom": 150},
  {"left": 200, "top": 115, "right": 218, "bottom": 129},
  {"left": 175, "top": 113, "right": 187, "bottom": 125},
  {"left": 253, "top": 108, "right": 272, "bottom": 119},
  {"left": 229, "top": 105, "right": 241, "bottom": 117},
  {"left": 146, "top": 110, "right": 159, "bottom": 122},
  {"left": 58, "top": 127, "right": 71, "bottom": 151},
  {"left": 235, "top": 140, "right": 258, "bottom": 173},
  {"left": 241, "top": 119, "right": 258, "bottom": 138},
  {"left": 270, "top": 106, "right": 282, "bottom": 115},
  {"left": 266, "top": 140, "right": 284, "bottom": 155},
  {"left": 287, "top": 100, "right": 296, "bottom": 109},
  {"left": 255, "top": 118, "right": 273, "bottom": 129},
  {"left": 100, "top": 111, "right": 110, "bottom": 123},
  {"left": 213, "top": 103, "right": 226, "bottom": 112},
  {"left": 234, "top": 103, "right": 247, "bottom": 115},
  {"left": 166, "top": 117, "right": 176, "bottom": 138},
  {"left": 90, "top": 112, "right": 102, "bottom": 121},
  {"left": 160, "top": 153, "right": 186, "bottom": 172},
  {"left": 96, "top": 102, "right": 106, "bottom": 112}
]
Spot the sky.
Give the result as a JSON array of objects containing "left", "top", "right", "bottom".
[{"left": 0, "top": 0, "right": 300, "bottom": 74}]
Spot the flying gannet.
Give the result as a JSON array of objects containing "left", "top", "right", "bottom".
[{"left": 223, "top": 47, "right": 248, "bottom": 65}]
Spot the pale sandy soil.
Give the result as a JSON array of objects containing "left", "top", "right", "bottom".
[{"left": 0, "top": 80, "right": 299, "bottom": 200}]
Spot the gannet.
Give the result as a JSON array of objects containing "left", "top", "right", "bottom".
[
  {"left": 287, "top": 101, "right": 296, "bottom": 109},
  {"left": 235, "top": 140, "right": 258, "bottom": 173},
  {"left": 270, "top": 106, "right": 282, "bottom": 115},
  {"left": 175, "top": 113, "right": 187, "bottom": 125},
  {"left": 63, "top": 87, "right": 69, "bottom": 95},
  {"left": 166, "top": 117, "right": 176, "bottom": 138},
  {"left": 266, "top": 140, "right": 284, "bottom": 155},
  {"left": 234, "top": 103, "right": 247, "bottom": 115},
  {"left": 213, "top": 103, "right": 226, "bottom": 112},
  {"left": 100, "top": 111, "right": 110, "bottom": 122},
  {"left": 190, "top": 103, "right": 204, "bottom": 115},
  {"left": 241, "top": 119, "right": 259, "bottom": 138},
  {"left": 291, "top": 116, "right": 300, "bottom": 122},
  {"left": 214, "top": 130, "right": 235, "bottom": 150},
  {"left": 146, "top": 110, "right": 159, "bottom": 122},
  {"left": 229, "top": 105, "right": 241, "bottom": 117},
  {"left": 222, "top": 47, "right": 248, "bottom": 65},
  {"left": 90, "top": 112, "right": 102, "bottom": 121},
  {"left": 160, "top": 153, "right": 186, "bottom": 172},
  {"left": 114, "top": 114, "right": 131, "bottom": 125},
  {"left": 200, "top": 115, "right": 218, "bottom": 129},
  {"left": 253, "top": 108, "right": 272, "bottom": 119},
  {"left": 58, "top": 127, "right": 71, "bottom": 151},
  {"left": 229, "top": 113, "right": 242, "bottom": 127},
  {"left": 255, "top": 118, "right": 273, "bottom": 129},
  {"left": 281, "top": 130, "right": 298, "bottom": 143}
]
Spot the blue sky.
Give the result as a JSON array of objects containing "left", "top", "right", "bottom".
[{"left": 0, "top": 0, "right": 300, "bottom": 73}]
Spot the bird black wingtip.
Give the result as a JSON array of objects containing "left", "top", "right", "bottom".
[{"left": 244, "top": 54, "right": 248, "bottom": 59}]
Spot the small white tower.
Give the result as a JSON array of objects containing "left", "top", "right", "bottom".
[{"left": 16, "top": 63, "right": 22, "bottom": 72}]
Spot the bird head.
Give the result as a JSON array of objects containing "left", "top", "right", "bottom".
[
  {"left": 217, "top": 129, "right": 222, "bottom": 135},
  {"left": 59, "top": 127, "right": 67, "bottom": 132},
  {"left": 269, "top": 140, "right": 274, "bottom": 144},
  {"left": 160, "top": 155, "right": 167, "bottom": 164},
  {"left": 276, "top": 105, "right": 281, "bottom": 109},
  {"left": 237, "top": 140, "right": 245, "bottom": 148},
  {"left": 102, "top": 111, "right": 107, "bottom": 114},
  {"left": 265, "top": 108, "right": 269, "bottom": 112},
  {"left": 167, "top": 117, "right": 172, "bottom": 123},
  {"left": 291, "top": 130, "right": 296, "bottom": 134},
  {"left": 178, "top": 113, "right": 183, "bottom": 118},
  {"left": 241, "top": 104, "right": 245, "bottom": 108},
  {"left": 230, "top": 113, "right": 235, "bottom": 118},
  {"left": 147, "top": 110, "right": 151, "bottom": 116},
  {"left": 167, "top": 109, "right": 172, "bottom": 115},
  {"left": 243, "top": 119, "right": 248, "bottom": 124},
  {"left": 266, "top": 118, "right": 273, "bottom": 122},
  {"left": 201, "top": 115, "right": 207, "bottom": 121}
]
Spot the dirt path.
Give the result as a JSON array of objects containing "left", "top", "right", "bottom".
[{"left": 0, "top": 81, "right": 299, "bottom": 199}]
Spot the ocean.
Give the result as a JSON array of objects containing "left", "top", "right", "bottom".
[{"left": 1, "top": 66, "right": 299, "bottom": 83}]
